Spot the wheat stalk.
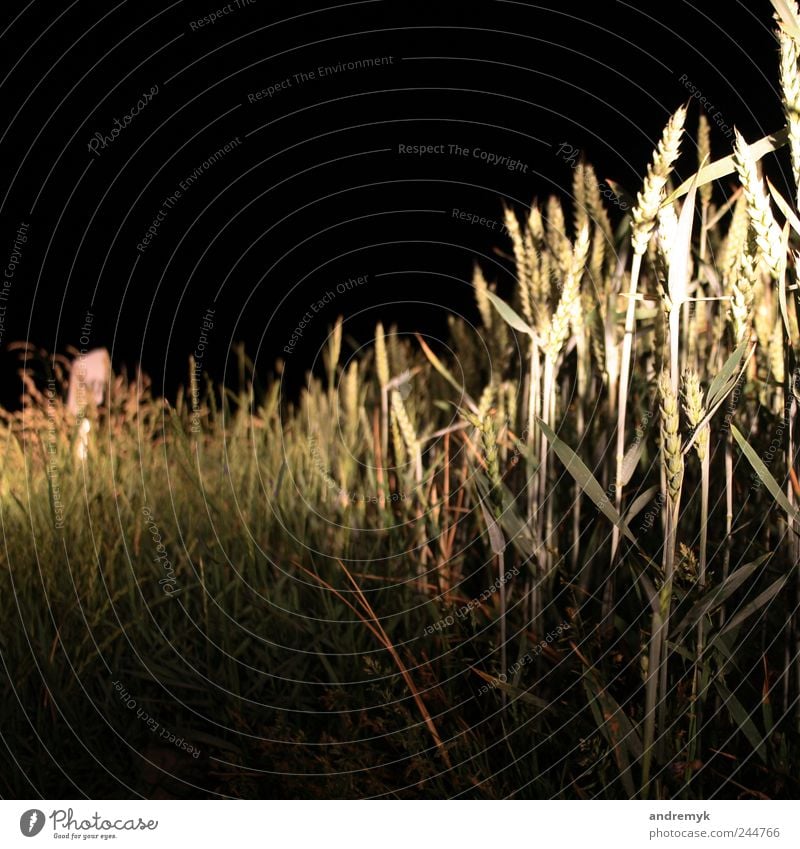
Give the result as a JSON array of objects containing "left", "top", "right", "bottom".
[
  {"left": 573, "top": 159, "right": 588, "bottom": 236},
  {"left": 779, "top": 21, "right": 800, "bottom": 205},
  {"left": 681, "top": 367, "right": 710, "bottom": 778},
  {"left": 631, "top": 106, "right": 688, "bottom": 256},
  {"left": 614, "top": 106, "right": 687, "bottom": 564}
]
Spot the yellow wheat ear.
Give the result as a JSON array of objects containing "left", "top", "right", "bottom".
[
  {"left": 473, "top": 264, "right": 493, "bottom": 330},
  {"left": 730, "top": 247, "right": 756, "bottom": 344},
  {"left": 659, "top": 370, "right": 684, "bottom": 507},
  {"left": 374, "top": 322, "right": 389, "bottom": 389},
  {"left": 681, "top": 369, "right": 708, "bottom": 463},
  {"left": 733, "top": 130, "right": 783, "bottom": 278}
]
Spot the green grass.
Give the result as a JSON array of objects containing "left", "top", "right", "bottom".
[{"left": 0, "top": 325, "right": 797, "bottom": 798}]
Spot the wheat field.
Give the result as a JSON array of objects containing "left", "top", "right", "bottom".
[{"left": 5, "top": 2, "right": 800, "bottom": 801}]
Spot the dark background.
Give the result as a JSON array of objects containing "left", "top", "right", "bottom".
[{"left": 0, "top": 0, "right": 786, "bottom": 406}]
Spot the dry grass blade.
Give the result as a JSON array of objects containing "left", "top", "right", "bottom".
[
  {"left": 538, "top": 418, "right": 635, "bottom": 542},
  {"left": 292, "top": 558, "right": 453, "bottom": 768}
]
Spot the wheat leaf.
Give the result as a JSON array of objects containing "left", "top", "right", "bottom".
[
  {"left": 767, "top": 178, "right": 800, "bottom": 238},
  {"left": 624, "top": 485, "right": 661, "bottom": 522},
  {"left": 538, "top": 418, "right": 635, "bottom": 542},
  {"left": 477, "top": 498, "right": 507, "bottom": 555},
  {"left": 485, "top": 290, "right": 535, "bottom": 337},
  {"left": 665, "top": 128, "right": 789, "bottom": 205},
  {"left": 718, "top": 574, "right": 788, "bottom": 638},
  {"left": 667, "top": 178, "right": 698, "bottom": 310},
  {"left": 707, "top": 342, "right": 748, "bottom": 410},
  {"left": 620, "top": 437, "right": 646, "bottom": 487}
]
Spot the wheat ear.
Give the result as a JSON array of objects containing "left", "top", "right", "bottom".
[
  {"left": 391, "top": 389, "right": 422, "bottom": 483},
  {"left": 631, "top": 106, "right": 687, "bottom": 256},
  {"left": 614, "top": 107, "right": 687, "bottom": 563},
  {"left": 733, "top": 130, "right": 783, "bottom": 278}
]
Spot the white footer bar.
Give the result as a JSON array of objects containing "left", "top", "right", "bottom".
[{"left": 2, "top": 800, "right": 797, "bottom": 848}]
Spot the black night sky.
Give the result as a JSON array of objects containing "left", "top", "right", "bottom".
[{"left": 0, "top": 1, "right": 785, "bottom": 404}]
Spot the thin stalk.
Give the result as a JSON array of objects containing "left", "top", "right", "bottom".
[
  {"left": 686, "top": 448, "right": 709, "bottom": 779},
  {"left": 641, "top": 610, "right": 663, "bottom": 799},
  {"left": 699, "top": 451, "right": 709, "bottom": 586},
  {"left": 538, "top": 355, "right": 555, "bottom": 570},
  {"left": 721, "top": 432, "right": 733, "bottom": 626},
  {"left": 527, "top": 339, "right": 541, "bottom": 528},
  {"left": 381, "top": 385, "right": 388, "bottom": 466},
  {"left": 572, "top": 400, "right": 584, "bottom": 571},
  {"left": 498, "top": 549, "right": 507, "bottom": 708},
  {"left": 669, "top": 307, "right": 681, "bottom": 394},
  {"left": 657, "top": 494, "right": 680, "bottom": 760},
  {"left": 787, "top": 390, "right": 800, "bottom": 729}
]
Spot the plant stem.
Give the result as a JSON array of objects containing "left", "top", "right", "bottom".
[
  {"left": 539, "top": 355, "right": 555, "bottom": 573},
  {"left": 527, "top": 339, "right": 541, "bottom": 528},
  {"left": 641, "top": 609, "right": 663, "bottom": 799},
  {"left": 657, "top": 494, "right": 680, "bottom": 761},
  {"left": 613, "top": 251, "right": 644, "bottom": 562}
]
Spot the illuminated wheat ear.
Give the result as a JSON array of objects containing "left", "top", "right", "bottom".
[
  {"left": 473, "top": 263, "right": 493, "bottom": 329},
  {"left": 375, "top": 322, "right": 390, "bottom": 389},
  {"left": 779, "top": 23, "right": 800, "bottom": 205},
  {"left": 720, "top": 192, "right": 749, "bottom": 278},
  {"left": 503, "top": 204, "right": 530, "bottom": 315},
  {"left": 344, "top": 360, "right": 359, "bottom": 432},
  {"left": 477, "top": 383, "right": 495, "bottom": 420},
  {"left": 656, "top": 200, "right": 679, "bottom": 268},
  {"left": 389, "top": 404, "right": 406, "bottom": 466},
  {"left": 733, "top": 130, "right": 783, "bottom": 278},
  {"left": 572, "top": 159, "right": 588, "bottom": 235},
  {"left": 546, "top": 195, "right": 572, "bottom": 273},
  {"left": 730, "top": 247, "right": 757, "bottom": 344},
  {"left": 681, "top": 369, "right": 708, "bottom": 463},
  {"left": 480, "top": 414, "right": 504, "bottom": 515},
  {"left": 631, "top": 105, "right": 687, "bottom": 256},
  {"left": 659, "top": 370, "right": 684, "bottom": 506},
  {"left": 544, "top": 222, "right": 590, "bottom": 359},
  {"left": 464, "top": 409, "right": 503, "bottom": 509},
  {"left": 391, "top": 389, "right": 419, "bottom": 460}
]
